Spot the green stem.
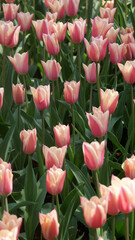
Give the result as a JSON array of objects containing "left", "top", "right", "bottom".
[
  {"left": 105, "top": 47, "right": 109, "bottom": 88},
  {"left": 100, "top": 0, "right": 102, "bottom": 6},
  {"left": 2, "top": 46, "right": 6, "bottom": 88},
  {"left": 100, "top": 227, "right": 103, "bottom": 237},
  {"left": 52, "top": 195, "right": 55, "bottom": 210},
  {"left": 125, "top": 213, "right": 129, "bottom": 240},
  {"left": 130, "top": 211, "right": 134, "bottom": 240},
  {"left": 52, "top": 81, "right": 55, "bottom": 100},
  {"left": 77, "top": 44, "right": 81, "bottom": 79},
  {"left": 96, "top": 62, "right": 101, "bottom": 106},
  {"left": 41, "top": 110, "right": 44, "bottom": 144},
  {"left": 18, "top": 105, "right": 21, "bottom": 130},
  {"left": 56, "top": 79, "right": 60, "bottom": 99},
  {"left": 71, "top": 41, "right": 73, "bottom": 61},
  {"left": 33, "top": 0, "right": 35, "bottom": 13},
  {"left": 93, "top": 170, "right": 101, "bottom": 197},
  {"left": 24, "top": 0, "right": 26, "bottom": 12},
  {"left": 23, "top": 75, "right": 28, "bottom": 111},
  {"left": 2, "top": 196, "right": 4, "bottom": 213},
  {"left": 131, "top": 84, "right": 134, "bottom": 153},
  {"left": 22, "top": 31, "right": 25, "bottom": 52},
  {"left": 71, "top": 104, "right": 75, "bottom": 156},
  {"left": 89, "top": 83, "right": 93, "bottom": 112},
  {"left": 114, "top": 64, "right": 117, "bottom": 90},
  {"left": 56, "top": 195, "right": 60, "bottom": 223},
  {"left": 94, "top": 228, "right": 97, "bottom": 240},
  {"left": 43, "top": 44, "right": 45, "bottom": 85},
  {"left": 125, "top": 0, "right": 127, "bottom": 21},
  {"left": 5, "top": 197, "right": 8, "bottom": 212},
  {"left": 112, "top": 215, "right": 115, "bottom": 240},
  {"left": 86, "top": 0, "right": 88, "bottom": 20}
]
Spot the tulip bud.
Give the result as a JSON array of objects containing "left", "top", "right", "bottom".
[
  {"left": 20, "top": 128, "right": 37, "bottom": 154},
  {"left": 122, "top": 155, "right": 135, "bottom": 179},
  {"left": 64, "top": 80, "right": 80, "bottom": 104},
  {"left": 30, "top": 85, "right": 50, "bottom": 111},
  {"left": 68, "top": 18, "right": 86, "bottom": 43},
  {"left": 118, "top": 60, "right": 135, "bottom": 84},
  {"left": 12, "top": 84, "right": 25, "bottom": 105},
  {"left": 100, "top": 7, "right": 116, "bottom": 23},
  {"left": 83, "top": 62, "right": 100, "bottom": 83},
  {"left": 64, "top": 0, "right": 80, "bottom": 16},
  {"left": 100, "top": 88, "right": 119, "bottom": 114},
  {"left": 3, "top": 3, "right": 19, "bottom": 21},
  {"left": 48, "top": 0, "right": 65, "bottom": 19},
  {"left": 8, "top": 52, "right": 29, "bottom": 75},
  {"left": 53, "top": 123, "right": 70, "bottom": 147},
  {"left": 41, "top": 60, "right": 61, "bottom": 80},
  {"left": 32, "top": 19, "right": 53, "bottom": 41},
  {"left": 43, "top": 33, "right": 60, "bottom": 55},
  {"left": 109, "top": 43, "right": 125, "bottom": 64},
  {"left": 0, "top": 158, "right": 13, "bottom": 196},
  {"left": 53, "top": 22, "right": 67, "bottom": 42},
  {"left": 17, "top": 12, "right": 33, "bottom": 32}
]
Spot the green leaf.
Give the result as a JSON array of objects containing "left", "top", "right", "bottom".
[{"left": 107, "top": 131, "right": 125, "bottom": 154}]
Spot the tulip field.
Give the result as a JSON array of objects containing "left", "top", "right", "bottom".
[{"left": 1, "top": 0, "right": 135, "bottom": 239}]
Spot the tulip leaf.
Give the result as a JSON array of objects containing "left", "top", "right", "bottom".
[
  {"left": 107, "top": 131, "right": 125, "bottom": 154},
  {"left": 74, "top": 110, "right": 85, "bottom": 133}
]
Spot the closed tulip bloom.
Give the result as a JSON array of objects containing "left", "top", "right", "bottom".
[
  {"left": 64, "top": 0, "right": 80, "bottom": 16},
  {"left": 49, "top": 0, "right": 65, "bottom": 19},
  {"left": 44, "top": 0, "right": 55, "bottom": 8},
  {"left": 105, "top": 27, "right": 119, "bottom": 43},
  {"left": 121, "top": 32, "right": 135, "bottom": 44},
  {"left": 100, "top": 7, "right": 116, "bottom": 23},
  {"left": 43, "top": 33, "right": 60, "bottom": 55},
  {"left": 46, "top": 166, "right": 66, "bottom": 195},
  {"left": 12, "top": 84, "right": 25, "bottom": 105},
  {"left": 122, "top": 155, "right": 135, "bottom": 179},
  {"left": 53, "top": 22, "right": 67, "bottom": 42},
  {"left": 20, "top": 128, "right": 37, "bottom": 154},
  {"left": 41, "top": 60, "right": 61, "bottom": 80},
  {"left": 84, "top": 36, "right": 108, "bottom": 62},
  {"left": 109, "top": 43, "right": 125, "bottom": 64},
  {"left": 118, "top": 60, "right": 135, "bottom": 84},
  {"left": 83, "top": 62, "right": 100, "bottom": 83},
  {"left": 30, "top": 85, "right": 50, "bottom": 111},
  {"left": 39, "top": 210, "right": 59, "bottom": 240},
  {"left": 3, "top": 3, "right": 19, "bottom": 21},
  {"left": 0, "top": 21, "right": 20, "bottom": 47},
  {"left": 121, "top": 26, "right": 134, "bottom": 35},
  {"left": 43, "top": 145, "right": 67, "bottom": 169},
  {"left": 32, "top": 19, "right": 53, "bottom": 41},
  {"left": 129, "top": 43, "right": 135, "bottom": 59},
  {"left": 0, "top": 228, "right": 18, "bottom": 240},
  {"left": 91, "top": 16, "right": 113, "bottom": 38},
  {"left": 5, "top": 0, "right": 15, "bottom": 2},
  {"left": 68, "top": 18, "right": 86, "bottom": 43},
  {"left": 80, "top": 196, "right": 108, "bottom": 229},
  {"left": 53, "top": 123, "right": 70, "bottom": 147},
  {"left": 86, "top": 107, "right": 109, "bottom": 137},
  {"left": 8, "top": 52, "right": 28, "bottom": 75},
  {"left": 102, "top": 0, "right": 114, "bottom": 9},
  {"left": 45, "top": 12, "right": 58, "bottom": 22},
  {"left": 0, "top": 158, "right": 13, "bottom": 196},
  {"left": 100, "top": 88, "right": 119, "bottom": 114},
  {"left": 17, "top": 12, "right": 33, "bottom": 32},
  {"left": 0, "top": 211, "right": 22, "bottom": 239},
  {"left": 0, "top": 88, "right": 4, "bottom": 110},
  {"left": 82, "top": 140, "right": 105, "bottom": 170},
  {"left": 64, "top": 80, "right": 80, "bottom": 104}
]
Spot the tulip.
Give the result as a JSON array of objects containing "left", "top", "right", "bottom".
[
  {"left": 121, "top": 26, "right": 134, "bottom": 35},
  {"left": 105, "top": 27, "right": 119, "bottom": 43},
  {"left": 121, "top": 32, "right": 135, "bottom": 44},
  {"left": 64, "top": 80, "right": 80, "bottom": 104},
  {"left": 118, "top": 60, "right": 135, "bottom": 84},
  {"left": 39, "top": 210, "right": 59, "bottom": 240},
  {"left": 5, "top": 0, "right": 15, "bottom": 2},
  {"left": 100, "top": 7, "right": 116, "bottom": 23},
  {"left": 129, "top": 43, "right": 135, "bottom": 59},
  {"left": 0, "top": 158, "right": 13, "bottom": 196},
  {"left": 20, "top": 128, "right": 37, "bottom": 154},
  {"left": 0, "top": 88, "right": 4, "bottom": 110},
  {"left": 45, "top": 12, "right": 58, "bottom": 22},
  {"left": 0, "top": 228, "right": 18, "bottom": 240},
  {"left": 8, "top": 52, "right": 28, "bottom": 75},
  {"left": 44, "top": 0, "right": 55, "bottom": 8},
  {"left": 43, "top": 33, "right": 60, "bottom": 55},
  {"left": 12, "top": 84, "right": 25, "bottom": 105},
  {"left": 0, "top": 21, "right": 20, "bottom": 47},
  {"left": 122, "top": 155, "right": 135, "bottom": 179},
  {"left": 80, "top": 196, "right": 108, "bottom": 228},
  {"left": 68, "top": 18, "right": 86, "bottom": 43},
  {"left": 32, "top": 19, "right": 53, "bottom": 41},
  {"left": 3, "top": 3, "right": 19, "bottom": 22},
  {"left": 43, "top": 145, "right": 67, "bottom": 169},
  {"left": 30, "top": 85, "right": 50, "bottom": 111},
  {"left": 53, "top": 22, "right": 67, "bottom": 42},
  {"left": 46, "top": 165, "right": 66, "bottom": 195},
  {"left": 64, "top": 0, "right": 80, "bottom": 16},
  {"left": 17, "top": 12, "right": 34, "bottom": 32},
  {"left": 82, "top": 140, "right": 105, "bottom": 170},
  {"left": 41, "top": 60, "right": 61, "bottom": 80},
  {"left": 48, "top": 0, "right": 65, "bottom": 19},
  {"left": 86, "top": 107, "right": 109, "bottom": 137},
  {"left": 91, "top": 16, "right": 113, "bottom": 38},
  {"left": 84, "top": 36, "right": 108, "bottom": 62},
  {"left": 100, "top": 88, "right": 119, "bottom": 114},
  {"left": 0, "top": 211, "right": 22, "bottom": 239},
  {"left": 102, "top": 0, "right": 114, "bottom": 8},
  {"left": 109, "top": 43, "right": 125, "bottom": 64},
  {"left": 83, "top": 62, "right": 100, "bottom": 83},
  {"left": 53, "top": 123, "right": 70, "bottom": 147}
]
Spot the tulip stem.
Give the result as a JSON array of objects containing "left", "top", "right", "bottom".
[
  {"left": 43, "top": 44, "right": 45, "bottom": 85},
  {"left": 105, "top": 47, "right": 109, "bottom": 88},
  {"left": 114, "top": 65, "right": 117, "bottom": 90},
  {"left": 96, "top": 62, "right": 101, "bottom": 106},
  {"left": 41, "top": 110, "right": 45, "bottom": 144},
  {"left": 56, "top": 79, "right": 60, "bottom": 99},
  {"left": 52, "top": 81, "right": 55, "bottom": 100},
  {"left": 22, "top": 32, "right": 25, "bottom": 52},
  {"left": 33, "top": 0, "right": 35, "bottom": 14},
  {"left": 125, "top": 213, "right": 129, "bottom": 240},
  {"left": 125, "top": 0, "right": 127, "bottom": 21},
  {"left": 5, "top": 197, "right": 9, "bottom": 213},
  {"left": 89, "top": 83, "right": 93, "bottom": 112},
  {"left": 77, "top": 44, "right": 81, "bottom": 79},
  {"left": 94, "top": 170, "right": 101, "bottom": 197},
  {"left": 2, "top": 46, "right": 6, "bottom": 89},
  {"left": 131, "top": 84, "right": 134, "bottom": 153},
  {"left": 71, "top": 104, "right": 75, "bottom": 156},
  {"left": 86, "top": 0, "right": 88, "bottom": 20},
  {"left": 2, "top": 196, "right": 4, "bottom": 213},
  {"left": 24, "top": 0, "right": 26, "bottom": 12},
  {"left": 100, "top": 227, "right": 103, "bottom": 237},
  {"left": 71, "top": 41, "right": 73, "bottom": 61},
  {"left": 112, "top": 215, "right": 115, "bottom": 240},
  {"left": 56, "top": 195, "right": 60, "bottom": 223},
  {"left": 93, "top": 228, "right": 97, "bottom": 240},
  {"left": 23, "top": 75, "right": 28, "bottom": 111},
  {"left": 130, "top": 211, "right": 134, "bottom": 240},
  {"left": 52, "top": 195, "right": 55, "bottom": 210},
  {"left": 18, "top": 105, "right": 20, "bottom": 130}
]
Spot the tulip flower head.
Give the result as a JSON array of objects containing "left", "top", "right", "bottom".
[
  {"left": 121, "top": 26, "right": 134, "bottom": 35},
  {"left": 100, "top": 88, "right": 119, "bottom": 114},
  {"left": 39, "top": 210, "right": 59, "bottom": 240},
  {"left": 64, "top": 80, "right": 80, "bottom": 104},
  {"left": 41, "top": 60, "right": 61, "bottom": 80},
  {"left": 0, "top": 21, "right": 20, "bottom": 47},
  {"left": 91, "top": 16, "right": 113, "bottom": 38},
  {"left": 83, "top": 62, "right": 100, "bottom": 83},
  {"left": 20, "top": 128, "right": 37, "bottom": 154},
  {"left": 32, "top": 19, "right": 53, "bottom": 41},
  {"left": 53, "top": 123, "right": 70, "bottom": 147},
  {"left": 122, "top": 155, "right": 135, "bottom": 179},
  {"left": 17, "top": 12, "right": 34, "bottom": 32},
  {"left": 30, "top": 85, "right": 50, "bottom": 111},
  {"left": 44, "top": 0, "right": 55, "bottom": 8},
  {"left": 100, "top": 7, "right": 116, "bottom": 23},
  {"left": 45, "top": 12, "right": 58, "bottom": 22},
  {"left": 105, "top": 27, "right": 119, "bottom": 43},
  {"left": 3, "top": 3, "right": 19, "bottom": 21},
  {"left": 118, "top": 60, "right": 135, "bottom": 84},
  {"left": 43, "top": 33, "right": 60, "bottom": 55},
  {"left": 0, "top": 228, "right": 18, "bottom": 240},
  {"left": 8, "top": 52, "right": 29, "bottom": 75},
  {"left": 109, "top": 43, "right": 125, "bottom": 64},
  {"left": 0, "top": 158, "right": 13, "bottom": 196},
  {"left": 48, "top": 0, "right": 65, "bottom": 19},
  {"left": 102, "top": 0, "right": 114, "bottom": 9},
  {"left": 68, "top": 18, "right": 86, "bottom": 43},
  {"left": 12, "top": 84, "right": 25, "bottom": 105},
  {"left": 53, "top": 22, "right": 67, "bottom": 42},
  {"left": 0, "top": 88, "right": 4, "bottom": 110},
  {"left": 64, "top": 0, "right": 80, "bottom": 16}
]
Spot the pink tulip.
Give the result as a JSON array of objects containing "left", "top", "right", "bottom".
[
  {"left": 49, "top": 0, "right": 65, "bottom": 19},
  {"left": 105, "top": 27, "right": 119, "bottom": 43},
  {"left": 8, "top": 52, "right": 28, "bottom": 75},
  {"left": 109, "top": 43, "right": 125, "bottom": 64},
  {"left": 0, "top": 88, "right": 4, "bottom": 110},
  {"left": 0, "top": 21, "right": 20, "bottom": 47},
  {"left": 32, "top": 19, "right": 53, "bottom": 41},
  {"left": 122, "top": 155, "right": 135, "bottom": 179},
  {"left": 102, "top": 0, "right": 114, "bottom": 8},
  {"left": 0, "top": 158, "right": 13, "bottom": 196},
  {"left": 53, "top": 123, "right": 70, "bottom": 147},
  {"left": 64, "top": 0, "right": 80, "bottom": 16},
  {"left": 83, "top": 62, "right": 100, "bottom": 83},
  {"left": 5, "top": 0, "right": 15, "bottom": 2},
  {"left": 20, "top": 128, "right": 37, "bottom": 154},
  {"left": 12, "top": 84, "right": 25, "bottom": 105},
  {"left": 68, "top": 18, "right": 86, "bottom": 43},
  {"left": 43, "top": 33, "right": 60, "bottom": 55},
  {"left": 82, "top": 140, "right": 105, "bottom": 170},
  {"left": 0, "top": 211, "right": 22, "bottom": 239},
  {"left": 91, "top": 16, "right": 113, "bottom": 38},
  {"left": 0, "top": 228, "right": 18, "bottom": 240},
  {"left": 53, "top": 22, "right": 67, "bottom": 42},
  {"left": 80, "top": 196, "right": 108, "bottom": 228},
  {"left": 45, "top": 12, "right": 58, "bottom": 22},
  {"left": 3, "top": 3, "right": 19, "bottom": 21},
  {"left": 64, "top": 80, "right": 80, "bottom": 104},
  {"left": 121, "top": 26, "right": 134, "bottom": 35},
  {"left": 41, "top": 60, "right": 61, "bottom": 80},
  {"left": 129, "top": 43, "right": 135, "bottom": 59},
  {"left": 86, "top": 107, "right": 109, "bottom": 137},
  {"left": 17, "top": 12, "right": 33, "bottom": 32},
  {"left": 84, "top": 36, "right": 108, "bottom": 62},
  {"left": 30, "top": 85, "right": 50, "bottom": 111},
  {"left": 100, "top": 88, "right": 119, "bottom": 114},
  {"left": 121, "top": 32, "right": 135, "bottom": 44},
  {"left": 39, "top": 210, "right": 59, "bottom": 240},
  {"left": 46, "top": 165, "right": 66, "bottom": 195},
  {"left": 43, "top": 145, "right": 67, "bottom": 169},
  {"left": 100, "top": 7, "right": 116, "bottom": 23},
  {"left": 118, "top": 60, "right": 135, "bottom": 84},
  {"left": 44, "top": 0, "right": 55, "bottom": 8}
]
